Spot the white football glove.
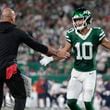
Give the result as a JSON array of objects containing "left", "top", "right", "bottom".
[{"left": 40, "top": 55, "right": 54, "bottom": 66}]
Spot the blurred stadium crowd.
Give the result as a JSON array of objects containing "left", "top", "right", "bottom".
[{"left": 0, "top": 0, "right": 110, "bottom": 110}]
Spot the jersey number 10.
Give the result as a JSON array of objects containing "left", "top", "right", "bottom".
[{"left": 75, "top": 42, "right": 93, "bottom": 60}]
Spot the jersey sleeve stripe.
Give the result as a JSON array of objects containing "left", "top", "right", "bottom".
[
  {"left": 65, "top": 35, "right": 71, "bottom": 42},
  {"left": 99, "top": 34, "right": 105, "bottom": 41},
  {"left": 65, "top": 35, "right": 69, "bottom": 38},
  {"left": 99, "top": 31, "right": 105, "bottom": 37},
  {"left": 66, "top": 39, "right": 71, "bottom": 42}
]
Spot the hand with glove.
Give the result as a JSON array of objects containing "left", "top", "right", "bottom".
[
  {"left": 40, "top": 54, "right": 54, "bottom": 66},
  {"left": 40, "top": 48, "right": 70, "bottom": 66}
]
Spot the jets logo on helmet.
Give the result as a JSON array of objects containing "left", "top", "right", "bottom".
[
  {"left": 83, "top": 10, "right": 91, "bottom": 15},
  {"left": 71, "top": 8, "right": 92, "bottom": 30}
]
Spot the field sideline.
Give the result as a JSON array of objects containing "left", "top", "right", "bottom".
[{"left": 1, "top": 107, "right": 69, "bottom": 110}]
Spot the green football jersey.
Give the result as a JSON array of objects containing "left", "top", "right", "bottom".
[{"left": 65, "top": 27, "right": 105, "bottom": 72}]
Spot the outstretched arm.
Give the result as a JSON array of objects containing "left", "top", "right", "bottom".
[
  {"left": 20, "top": 31, "right": 70, "bottom": 58},
  {"left": 57, "top": 41, "right": 72, "bottom": 58},
  {"left": 40, "top": 41, "right": 72, "bottom": 66},
  {"left": 101, "top": 37, "right": 110, "bottom": 49},
  {"left": 47, "top": 45, "right": 70, "bottom": 59},
  {"left": 47, "top": 41, "right": 72, "bottom": 60}
]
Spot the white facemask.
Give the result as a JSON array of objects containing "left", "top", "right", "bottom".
[{"left": 73, "top": 17, "right": 88, "bottom": 31}]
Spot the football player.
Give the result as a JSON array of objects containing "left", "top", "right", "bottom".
[{"left": 40, "top": 7, "right": 110, "bottom": 110}]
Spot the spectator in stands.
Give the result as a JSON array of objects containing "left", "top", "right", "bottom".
[
  {"left": 35, "top": 76, "right": 46, "bottom": 108},
  {"left": 43, "top": 78, "right": 52, "bottom": 107}
]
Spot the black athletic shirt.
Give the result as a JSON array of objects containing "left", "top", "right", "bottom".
[{"left": 0, "top": 22, "right": 48, "bottom": 70}]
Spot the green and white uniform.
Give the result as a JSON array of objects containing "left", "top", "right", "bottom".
[
  {"left": 66, "top": 27, "right": 105, "bottom": 101},
  {"left": 66, "top": 27, "right": 105, "bottom": 72}
]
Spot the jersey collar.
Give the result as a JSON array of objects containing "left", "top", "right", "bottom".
[{"left": 75, "top": 28, "right": 92, "bottom": 40}]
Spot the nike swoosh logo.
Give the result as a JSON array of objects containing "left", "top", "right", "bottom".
[{"left": 89, "top": 72, "right": 93, "bottom": 75}]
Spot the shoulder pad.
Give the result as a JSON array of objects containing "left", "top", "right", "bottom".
[
  {"left": 66, "top": 28, "right": 74, "bottom": 33},
  {"left": 93, "top": 27, "right": 102, "bottom": 30}
]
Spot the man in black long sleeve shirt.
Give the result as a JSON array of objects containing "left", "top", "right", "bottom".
[
  {"left": 0, "top": 8, "right": 70, "bottom": 110},
  {"left": 0, "top": 21, "right": 49, "bottom": 70}
]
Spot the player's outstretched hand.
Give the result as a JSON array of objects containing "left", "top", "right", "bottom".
[
  {"left": 57, "top": 49, "right": 70, "bottom": 59},
  {"left": 40, "top": 54, "right": 54, "bottom": 66}
]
